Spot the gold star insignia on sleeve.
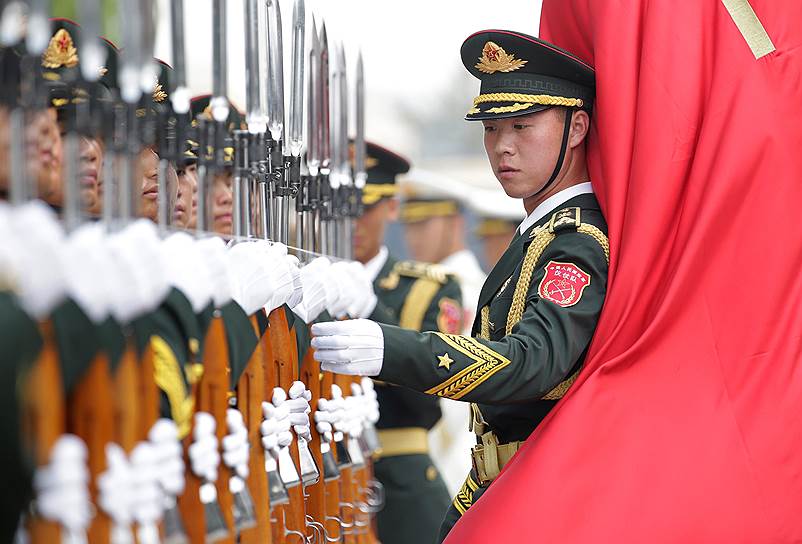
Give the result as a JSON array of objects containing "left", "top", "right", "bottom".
[{"left": 438, "top": 353, "right": 454, "bottom": 371}]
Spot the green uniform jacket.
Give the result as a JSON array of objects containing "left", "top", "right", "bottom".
[
  {"left": 378, "top": 193, "right": 609, "bottom": 444},
  {"left": 368, "top": 253, "right": 464, "bottom": 544},
  {"left": 369, "top": 254, "right": 464, "bottom": 430}
]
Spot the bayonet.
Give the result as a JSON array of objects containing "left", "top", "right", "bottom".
[
  {"left": 319, "top": 22, "right": 332, "bottom": 255},
  {"left": 305, "top": 17, "right": 321, "bottom": 253},
  {"left": 288, "top": 0, "right": 305, "bottom": 253},
  {"left": 266, "top": 0, "right": 286, "bottom": 243}
]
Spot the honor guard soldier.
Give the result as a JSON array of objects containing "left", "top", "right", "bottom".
[
  {"left": 312, "top": 30, "right": 609, "bottom": 543},
  {"left": 397, "top": 169, "right": 487, "bottom": 496},
  {"left": 352, "top": 141, "right": 464, "bottom": 544}
]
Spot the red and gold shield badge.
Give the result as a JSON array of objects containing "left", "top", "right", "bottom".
[
  {"left": 437, "top": 297, "right": 463, "bottom": 334},
  {"left": 537, "top": 261, "right": 591, "bottom": 308}
]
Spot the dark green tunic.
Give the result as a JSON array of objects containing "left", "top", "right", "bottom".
[
  {"left": 369, "top": 254, "right": 464, "bottom": 544},
  {"left": 376, "top": 194, "right": 609, "bottom": 542}
]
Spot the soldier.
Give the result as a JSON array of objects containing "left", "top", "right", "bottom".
[
  {"left": 397, "top": 170, "right": 486, "bottom": 496},
  {"left": 352, "top": 141, "right": 463, "bottom": 544},
  {"left": 189, "top": 94, "right": 242, "bottom": 236},
  {"left": 467, "top": 187, "right": 526, "bottom": 269},
  {"left": 312, "top": 30, "right": 608, "bottom": 542}
]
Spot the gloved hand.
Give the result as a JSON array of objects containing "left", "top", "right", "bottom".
[
  {"left": 311, "top": 319, "right": 385, "bottom": 376},
  {"left": 291, "top": 256, "right": 331, "bottom": 323},
  {"left": 343, "top": 389, "right": 365, "bottom": 438},
  {"left": 277, "top": 381, "right": 312, "bottom": 442},
  {"left": 228, "top": 240, "right": 275, "bottom": 315},
  {"left": 162, "top": 232, "right": 214, "bottom": 313},
  {"left": 285, "top": 254, "right": 304, "bottom": 309},
  {"left": 33, "top": 435, "right": 92, "bottom": 535},
  {"left": 129, "top": 441, "right": 164, "bottom": 544},
  {"left": 360, "top": 378, "right": 381, "bottom": 425},
  {"left": 197, "top": 237, "right": 234, "bottom": 309},
  {"left": 328, "top": 384, "right": 349, "bottom": 443},
  {"left": 325, "top": 261, "right": 353, "bottom": 318},
  {"left": 97, "top": 443, "right": 134, "bottom": 535},
  {"left": 260, "top": 400, "right": 292, "bottom": 454},
  {"left": 62, "top": 223, "right": 113, "bottom": 324},
  {"left": 263, "top": 243, "right": 295, "bottom": 313},
  {"left": 223, "top": 408, "right": 250, "bottom": 493},
  {"left": 148, "top": 419, "right": 185, "bottom": 499},
  {"left": 188, "top": 412, "right": 220, "bottom": 484},
  {"left": 9, "top": 201, "right": 67, "bottom": 319},
  {"left": 347, "top": 261, "right": 378, "bottom": 318}
]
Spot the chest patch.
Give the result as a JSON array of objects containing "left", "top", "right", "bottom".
[{"left": 537, "top": 261, "right": 591, "bottom": 308}]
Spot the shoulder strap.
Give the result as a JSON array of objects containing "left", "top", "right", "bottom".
[{"left": 398, "top": 277, "right": 442, "bottom": 331}]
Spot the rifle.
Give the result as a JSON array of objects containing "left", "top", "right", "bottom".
[
  {"left": 21, "top": 322, "right": 65, "bottom": 542},
  {"left": 197, "top": 315, "right": 236, "bottom": 543},
  {"left": 237, "top": 315, "right": 272, "bottom": 544},
  {"left": 67, "top": 351, "right": 114, "bottom": 544},
  {"left": 266, "top": 307, "right": 307, "bottom": 542}
]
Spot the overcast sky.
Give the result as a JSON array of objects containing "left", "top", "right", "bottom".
[{"left": 153, "top": 0, "right": 543, "bottom": 163}]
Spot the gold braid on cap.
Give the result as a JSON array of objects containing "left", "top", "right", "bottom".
[{"left": 473, "top": 93, "right": 584, "bottom": 108}]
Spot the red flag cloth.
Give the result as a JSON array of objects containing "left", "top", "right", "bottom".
[{"left": 445, "top": 1, "right": 802, "bottom": 542}]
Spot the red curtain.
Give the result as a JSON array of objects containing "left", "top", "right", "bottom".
[{"left": 446, "top": 1, "right": 802, "bottom": 541}]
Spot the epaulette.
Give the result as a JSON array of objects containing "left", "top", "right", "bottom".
[
  {"left": 530, "top": 206, "right": 610, "bottom": 262},
  {"left": 547, "top": 206, "right": 582, "bottom": 233},
  {"left": 394, "top": 260, "right": 452, "bottom": 284}
]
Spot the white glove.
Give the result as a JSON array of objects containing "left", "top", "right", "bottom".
[
  {"left": 129, "top": 441, "right": 164, "bottom": 543},
  {"left": 285, "top": 254, "right": 304, "bottom": 309},
  {"left": 9, "top": 201, "right": 67, "bottom": 319},
  {"left": 147, "top": 419, "right": 185, "bottom": 498},
  {"left": 188, "top": 412, "right": 220, "bottom": 483},
  {"left": 291, "top": 256, "right": 331, "bottom": 323},
  {"left": 260, "top": 400, "right": 291, "bottom": 453},
  {"left": 326, "top": 261, "right": 356, "bottom": 318},
  {"left": 228, "top": 240, "right": 274, "bottom": 315},
  {"left": 346, "top": 261, "right": 378, "bottom": 319},
  {"left": 360, "top": 378, "right": 381, "bottom": 425},
  {"left": 97, "top": 443, "right": 133, "bottom": 530},
  {"left": 263, "top": 243, "right": 295, "bottom": 313},
  {"left": 223, "top": 408, "right": 250, "bottom": 494},
  {"left": 311, "top": 319, "right": 385, "bottom": 376},
  {"left": 33, "top": 435, "right": 92, "bottom": 535},
  {"left": 162, "top": 232, "right": 214, "bottom": 313},
  {"left": 197, "top": 237, "right": 234, "bottom": 308},
  {"left": 62, "top": 224, "right": 113, "bottom": 324},
  {"left": 278, "top": 381, "right": 313, "bottom": 441}
]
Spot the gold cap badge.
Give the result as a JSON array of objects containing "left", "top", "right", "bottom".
[
  {"left": 42, "top": 29, "right": 79, "bottom": 69},
  {"left": 475, "top": 41, "right": 527, "bottom": 74},
  {"left": 153, "top": 82, "right": 167, "bottom": 102}
]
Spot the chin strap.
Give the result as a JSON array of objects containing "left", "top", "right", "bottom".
[{"left": 534, "top": 107, "right": 574, "bottom": 197}]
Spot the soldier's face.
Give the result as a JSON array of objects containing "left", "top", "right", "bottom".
[
  {"left": 185, "top": 163, "right": 198, "bottom": 229},
  {"left": 404, "top": 215, "right": 460, "bottom": 263},
  {"left": 354, "top": 197, "right": 398, "bottom": 263},
  {"left": 79, "top": 136, "right": 102, "bottom": 214},
  {"left": 138, "top": 147, "right": 160, "bottom": 221},
  {"left": 482, "top": 108, "right": 567, "bottom": 200},
  {"left": 33, "top": 108, "right": 63, "bottom": 203},
  {"left": 174, "top": 164, "right": 196, "bottom": 228},
  {"left": 211, "top": 171, "right": 233, "bottom": 235}
]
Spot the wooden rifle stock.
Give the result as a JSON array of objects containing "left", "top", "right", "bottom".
[
  {"left": 23, "top": 322, "right": 65, "bottom": 543},
  {"left": 238, "top": 315, "right": 272, "bottom": 544},
  {"left": 334, "top": 374, "right": 358, "bottom": 544},
  {"left": 320, "top": 370, "right": 343, "bottom": 542},
  {"left": 299, "top": 340, "right": 326, "bottom": 529},
  {"left": 267, "top": 307, "right": 307, "bottom": 542},
  {"left": 67, "top": 352, "right": 114, "bottom": 544},
  {"left": 199, "top": 315, "right": 236, "bottom": 543}
]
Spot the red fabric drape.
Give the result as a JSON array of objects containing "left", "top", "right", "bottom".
[{"left": 446, "top": 1, "right": 802, "bottom": 541}]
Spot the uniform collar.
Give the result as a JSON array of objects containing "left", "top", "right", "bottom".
[
  {"left": 364, "top": 245, "right": 389, "bottom": 282},
  {"left": 518, "top": 182, "right": 594, "bottom": 234}
]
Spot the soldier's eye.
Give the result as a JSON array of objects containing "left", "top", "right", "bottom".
[
  {"left": 483, "top": 125, "right": 496, "bottom": 133},
  {"left": 513, "top": 124, "right": 528, "bottom": 130}
]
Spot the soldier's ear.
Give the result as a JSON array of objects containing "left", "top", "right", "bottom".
[{"left": 568, "top": 109, "right": 590, "bottom": 149}]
